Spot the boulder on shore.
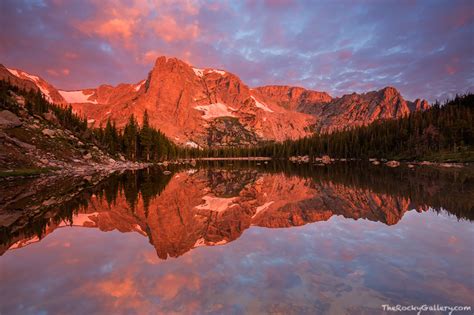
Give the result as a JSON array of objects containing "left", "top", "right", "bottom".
[
  {"left": 0, "top": 110, "right": 22, "bottom": 128},
  {"left": 44, "top": 112, "right": 58, "bottom": 124},
  {"left": 321, "top": 155, "right": 331, "bottom": 164},
  {"left": 386, "top": 160, "right": 400, "bottom": 167},
  {"left": 289, "top": 155, "right": 310, "bottom": 163},
  {"left": 42, "top": 129, "right": 56, "bottom": 137}
]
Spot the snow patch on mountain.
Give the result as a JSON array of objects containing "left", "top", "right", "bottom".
[
  {"left": 194, "top": 238, "right": 206, "bottom": 247},
  {"left": 133, "top": 224, "right": 146, "bottom": 235},
  {"left": 195, "top": 195, "right": 238, "bottom": 212},
  {"left": 7, "top": 68, "right": 41, "bottom": 83},
  {"left": 208, "top": 69, "right": 226, "bottom": 75},
  {"left": 7, "top": 68, "right": 53, "bottom": 102},
  {"left": 59, "top": 90, "right": 98, "bottom": 104},
  {"left": 252, "top": 201, "right": 274, "bottom": 218},
  {"left": 21, "top": 72, "right": 40, "bottom": 83},
  {"left": 251, "top": 96, "right": 274, "bottom": 112},
  {"left": 194, "top": 103, "right": 236, "bottom": 119},
  {"left": 6, "top": 68, "right": 20, "bottom": 77},
  {"left": 7, "top": 68, "right": 43, "bottom": 86},
  {"left": 209, "top": 239, "right": 228, "bottom": 245},
  {"left": 193, "top": 68, "right": 226, "bottom": 77},
  {"left": 186, "top": 141, "right": 199, "bottom": 148},
  {"left": 193, "top": 237, "right": 228, "bottom": 248},
  {"left": 193, "top": 67, "right": 204, "bottom": 77},
  {"left": 135, "top": 80, "right": 145, "bottom": 91},
  {"left": 37, "top": 85, "right": 53, "bottom": 102}
]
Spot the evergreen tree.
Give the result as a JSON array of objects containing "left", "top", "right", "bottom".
[
  {"left": 140, "top": 110, "right": 153, "bottom": 161},
  {"left": 123, "top": 114, "right": 140, "bottom": 160}
]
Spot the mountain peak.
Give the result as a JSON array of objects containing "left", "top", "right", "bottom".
[
  {"left": 408, "top": 98, "right": 430, "bottom": 111},
  {"left": 1, "top": 60, "right": 430, "bottom": 147},
  {"left": 154, "top": 55, "right": 177, "bottom": 66},
  {"left": 152, "top": 55, "right": 190, "bottom": 70},
  {"left": 379, "top": 86, "right": 401, "bottom": 97}
]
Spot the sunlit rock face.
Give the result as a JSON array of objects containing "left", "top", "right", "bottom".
[
  {"left": 0, "top": 65, "right": 66, "bottom": 105},
  {"left": 1, "top": 57, "right": 429, "bottom": 147},
  {"left": 252, "top": 85, "right": 332, "bottom": 113},
  {"left": 408, "top": 98, "right": 430, "bottom": 111},
  {"left": 311, "top": 86, "right": 416, "bottom": 133},
  {"left": 2, "top": 167, "right": 427, "bottom": 259}
]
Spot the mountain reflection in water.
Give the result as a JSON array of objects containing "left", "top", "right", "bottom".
[
  {"left": 0, "top": 162, "right": 473, "bottom": 314},
  {"left": 1, "top": 162, "right": 472, "bottom": 258}
]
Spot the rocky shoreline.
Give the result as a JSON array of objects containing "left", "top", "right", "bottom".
[
  {"left": 198, "top": 157, "right": 272, "bottom": 161},
  {"left": 0, "top": 162, "right": 151, "bottom": 181},
  {"left": 52, "top": 160, "right": 152, "bottom": 177},
  {"left": 0, "top": 104, "right": 155, "bottom": 181},
  {"left": 288, "top": 155, "right": 468, "bottom": 168}
]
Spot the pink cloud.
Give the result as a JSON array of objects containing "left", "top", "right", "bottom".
[
  {"left": 151, "top": 16, "right": 200, "bottom": 42},
  {"left": 71, "top": 0, "right": 151, "bottom": 48},
  {"left": 46, "top": 68, "right": 70, "bottom": 76},
  {"left": 153, "top": 273, "right": 201, "bottom": 301},
  {"left": 96, "top": 18, "right": 135, "bottom": 40},
  {"left": 139, "top": 50, "right": 162, "bottom": 65},
  {"left": 98, "top": 277, "right": 138, "bottom": 298}
]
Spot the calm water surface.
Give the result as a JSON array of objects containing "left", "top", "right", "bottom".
[{"left": 0, "top": 162, "right": 473, "bottom": 314}]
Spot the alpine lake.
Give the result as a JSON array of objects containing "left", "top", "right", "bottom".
[{"left": 1, "top": 161, "right": 473, "bottom": 314}]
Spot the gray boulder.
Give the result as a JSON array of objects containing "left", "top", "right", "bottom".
[
  {"left": 0, "top": 110, "right": 22, "bottom": 128},
  {"left": 42, "top": 129, "right": 56, "bottom": 137}
]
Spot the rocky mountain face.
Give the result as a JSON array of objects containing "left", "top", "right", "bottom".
[
  {"left": 312, "top": 87, "right": 430, "bottom": 133},
  {"left": 1, "top": 57, "right": 429, "bottom": 147},
  {"left": 252, "top": 85, "right": 332, "bottom": 113},
  {"left": 0, "top": 65, "right": 66, "bottom": 105}
]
